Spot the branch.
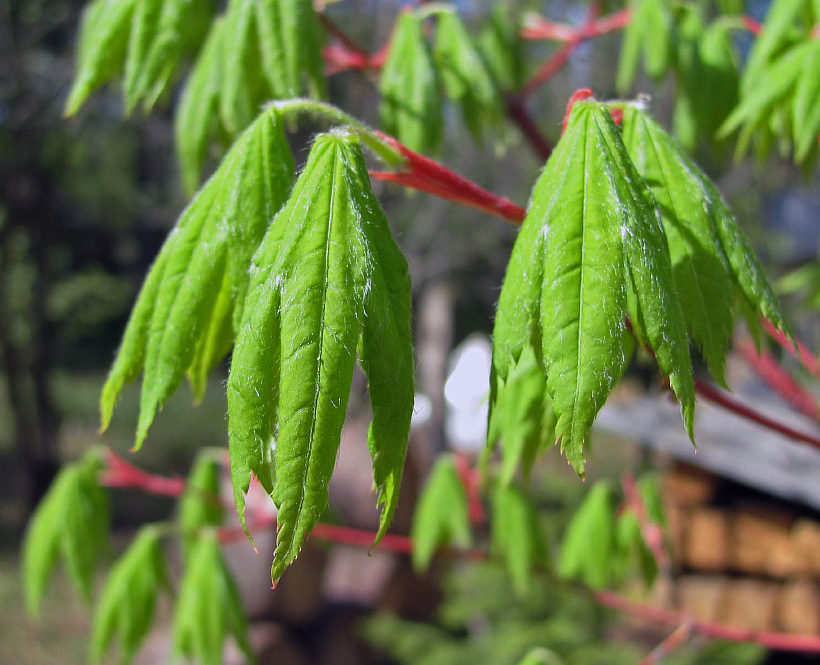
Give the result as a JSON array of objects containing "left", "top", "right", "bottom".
[
  {"left": 637, "top": 621, "right": 694, "bottom": 665},
  {"left": 504, "top": 94, "right": 553, "bottom": 160},
  {"left": 100, "top": 450, "right": 186, "bottom": 496},
  {"left": 694, "top": 378, "right": 820, "bottom": 451},
  {"left": 762, "top": 319, "right": 820, "bottom": 376},
  {"left": 736, "top": 336, "right": 819, "bottom": 420}
]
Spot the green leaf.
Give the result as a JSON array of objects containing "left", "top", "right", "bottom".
[
  {"left": 489, "top": 345, "right": 555, "bottom": 486},
  {"left": 434, "top": 10, "right": 501, "bottom": 142},
  {"left": 792, "top": 41, "right": 820, "bottom": 162},
  {"left": 172, "top": 533, "right": 254, "bottom": 665},
  {"left": 100, "top": 109, "right": 293, "bottom": 442},
  {"left": 227, "top": 132, "right": 413, "bottom": 582},
  {"left": 90, "top": 526, "right": 169, "bottom": 665},
  {"left": 623, "top": 107, "right": 791, "bottom": 347},
  {"left": 495, "top": 101, "right": 693, "bottom": 475},
  {"left": 65, "top": 0, "right": 137, "bottom": 115},
  {"left": 477, "top": 4, "right": 525, "bottom": 92},
  {"left": 558, "top": 481, "right": 616, "bottom": 589},
  {"left": 122, "top": 0, "right": 162, "bottom": 113},
  {"left": 410, "top": 455, "right": 471, "bottom": 571},
  {"left": 22, "top": 453, "right": 108, "bottom": 615},
  {"left": 491, "top": 483, "right": 547, "bottom": 596},
  {"left": 614, "top": 509, "right": 658, "bottom": 586},
  {"left": 743, "top": 0, "right": 806, "bottom": 85},
  {"left": 616, "top": 0, "right": 671, "bottom": 93},
  {"left": 255, "top": 0, "right": 326, "bottom": 99},
  {"left": 180, "top": 452, "right": 224, "bottom": 560},
  {"left": 175, "top": 17, "right": 226, "bottom": 195},
  {"left": 380, "top": 11, "right": 443, "bottom": 155},
  {"left": 517, "top": 648, "right": 566, "bottom": 665}
]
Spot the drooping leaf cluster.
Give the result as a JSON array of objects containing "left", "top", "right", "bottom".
[
  {"left": 379, "top": 7, "right": 503, "bottom": 154},
  {"left": 22, "top": 450, "right": 109, "bottom": 615},
  {"left": 491, "top": 99, "right": 789, "bottom": 476},
  {"left": 25, "top": 451, "right": 254, "bottom": 665},
  {"left": 719, "top": 0, "right": 820, "bottom": 167},
  {"left": 617, "top": 0, "right": 740, "bottom": 152},
  {"left": 65, "top": 0, "right": 325, "bottom": 192},
  {"left": 228, "top": 130, "right": 414, "bottom": 582}
]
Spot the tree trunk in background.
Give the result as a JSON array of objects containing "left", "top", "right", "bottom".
[{"left": 416, "top": 279, "right": 454, "bottom": 466}]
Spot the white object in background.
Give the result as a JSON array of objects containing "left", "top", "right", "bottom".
[{"left": 444, "top": 334, "right": 492, "bottom": 453}]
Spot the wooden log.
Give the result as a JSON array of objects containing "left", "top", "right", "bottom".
[
  {"left": 684, "top": 508, "right": 731, "bottom": 571},
  {"left": 777, "top": 579, "right": 820, "bottom": 634},
  {"left": 792, "top": 519, "right": 820, "bottom": 575},
  {"left": 732, "top": 505, "right": 806, "bottom": 578},
  {"left": 663, "top": 462, "right": 720, "bottom": 505},
  {"left": 678, "top": 574, "right": 728, "bottom": 623},
  {"left": 721, "top": 579, "right": 779, "bottom": 632}
]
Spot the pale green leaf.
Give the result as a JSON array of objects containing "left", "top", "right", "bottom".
[
  {"left": 792, "top": 41, "right": 820, "bottom": 161},
  {"left": 175, "top": 17, "right": 226, "bottom": 195},
  {"left": 743, "top": 0, "right": 807, "bottom": 86},
  {"left": 123, "top": 0, "right": 162, "bottom": 113},
  {"left": 100, "top": 109, "right": 293, "bottom": 444},
  {"left": 477, "top": 4, "right": 525, "bottom": 92},
  {"left": 22, "top": 453, "right": 108, "bottom": 615},
  {"left": 255, "top": 0, "right": 326, "bottom": 99},
  {"left": 180, "top": 453, "right": 224, "bottom": 560},
  {"left": 491, "top": 483, "right": 547, "bottom": 596},
  {"left": 623, "top": 107, "right": 734, "bottom": 385},
  {"left": 172, "top": 533, "right": 254, "bottom": 665},
  {"left": 380, "top": 11, "right": 443, "bottom": 155},
  {"left": 558, "top": 481, "right": 615, "bottom": 589},
  {"left": 90, "top": 526, "right": 169, "bottom": 665},
  {"left": 410, "top": 455, "right": 471, "bottom": 571},
  {"left": 65, "top": 0, "right": 137, "bottom": 115},
  {"left": 434, "top": 10, "right": 501, "bottom": 141},
  {"left": 517, "top": 648, "right": 566, "bottom": 665},
  {"left": 227, "top": 133, "right": 413, "bottom": 581}
]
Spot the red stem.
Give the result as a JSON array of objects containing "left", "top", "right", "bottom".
[
  {"left": 100, "top": 450, "right": 186, "bottom": 496},
  {"left": 762, "top": 319, "right": 820, "bottom": 376},
  {"left": 694, "top": 378, "right": 820, "bottom": 451},
  {"left": 504, "top": 94, "right": 554, "bottom": 160},
  {"left": 637, "top": 621, "right": 694, "bottom": 665},
  {"left": 736, "top": 336, "right": 819, "bottom": 420},
  {"left": 522, "top": 8, "right": 632, "bottom": 41},
  {"left": 621, "top": 474, "right": 669, "bottom": 571}
]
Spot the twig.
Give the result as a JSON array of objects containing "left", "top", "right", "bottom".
[
  {"left": 694, "top": 378, "right": 820, "bottom": 450},
  {"left": 762, "top": 319, "right": 820, "bottom": 376},
  {"left": 621, "top": 474, "right": 669, "bottom": 572},
  {"left": 736, "top": 336, "right": 819, "bottom": 420},
  {"left": 504, "top": 94, "right": 553, "bottom": 160},
  {"left": 637, "top": 621, "right": 694, "bottom": 665}
]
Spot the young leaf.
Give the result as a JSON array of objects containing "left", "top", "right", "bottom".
[
  {"left": 179, "top": 452, "right": 224, "bottom": 560},
  {"left": 434, "top": 10, "right": 501, "bottom": 142},
  {"left": 616, "top": 0, "right": 671, "bottom": 93},
  {"left": 172, "top": 533, "right": 254, "bottom": 665},
  {"left": 220, "top": 0, "right": 264, "bottom": 135},
  {"left": 227, "top": 132, "right": 414, "bottom": 582},
  {"left": 517, "top": 648, "right": 566, "bottom": 665},
  {"left": 494, "top": 101, "right": 693, "bottom": 475},
  {"left": 255, "top": 0, "right": 326, "bottom": 100},
  {"left": 792, "top": 41, "right": 820, "bottom": 162},
  {"left": 101, "top": 108, "right": 293, "bottom": 442},
  {"left": 488, "top": 345, "right": 556, "bottom": 486},
  {"left": 22, "top": 453, "right": 109, "bottom": 615},
  {"left": 558, "top": 481, "right": 616, "bottom": 589},
  {"left": 614, "top": 510, "right": 658, "bottom": 586},
  {"left": 380, "top": 11, "right": 443, "bottom": 155},
  {"left": 123, "top": 0, "right": 163, "bottom": 112},
  {"left": 90, "top": 526, "right": 169, "bottom": 665},
  {"left": 491, "top": 483, "right": 547, "bottom": 596},
  {"left": 65, "top": 0, "right": 137, "bottom": 115},
  {"left": 623, "top": 106, "right": 791, "bottom": 356},
  {"left": 410, "top": 455, "right": 471, "bottom": 571},
  {"left": 175, "top": 17, "right": 226, "bottom": 195},
  {"left": 477, "top": 4, "right": 526, "bottom": 92}
]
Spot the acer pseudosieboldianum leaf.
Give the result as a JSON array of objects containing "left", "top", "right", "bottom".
[
  {"left": 616, "top": 0, "right": 671, "bottom": 94},
  {"left": 100, "top": 108, "right": 294, "bottom": 445},
  {"left": 487, "top": 344, "right": 556, "bottom": 487},
  {"left": 172, "top": 533, "right": 254, "bottom": 665},
  {"left": 410, "top": 454, "right": 471, "bottom": 571},
  {"left": 179, "top": 452, "right": 224, "bottom": 561},
  {"left": 22, "top": 451, "right": 109, "bottom": 615},
  {"left": 622, "top": 105, "right": 791, "bottom": 384},
  {"left": 380, "top": 10, "right": 444, "bottom": 156},
  {"left": 227, "top": 131, "right": 414, "bottom": 583},
  {"left": 490, "top": 482, "right": 547, "bottom": 596},
  {"left": 90, "top": 526, "right": 169, "bottom": 665},
  {"left": 492, "top": 100, "right": 694, "bottom": 475}
]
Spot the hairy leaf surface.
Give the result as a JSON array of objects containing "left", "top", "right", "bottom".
[
  {"left": 380, "top": 11, "right": 443, "bottom": 155},
  {"left": 90, "top": 527, "right": 169, "bottom": 665},
  {"left": 624, "top": 106, "right": 791, "bottom": 352},
  {"left": 494, "top": 101, "right": 693, "bottom": 475},
  {"left": 228, "top": 133, "right": 413, "bottom": 582},
  {"left": 100, "top": 109, "right": 293, "bottom": 443},
  {"left": 410, "top": 455, "right": 471, "bottom": 571}
]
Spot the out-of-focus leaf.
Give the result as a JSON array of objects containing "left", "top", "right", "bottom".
[
  {"left": 558, "top": 481, "right": 615, "bottom": 589},
  {"left": 172, "top": 533, "right": 254, "bottom": 665},
  {"left": 380, "top": 11, "right": 443, "bottom": 155},
  {"left": 22, "top": 452, "right": 108, "bottom": 615},
  {"left": 411, "top": 455, "right": 471, "bottom": 571},
  {"left": 180, "top": 452, "right": 224, "bottom": 560},
  {"left": 90, "top": 526, "right": 169, "bottom": 665}
]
